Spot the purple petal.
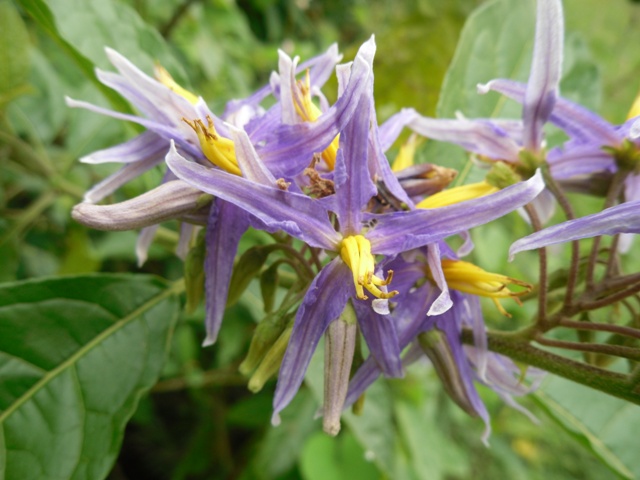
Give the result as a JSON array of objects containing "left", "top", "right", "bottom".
[
  {"left": 522, "top": 0, "right": 564, "bottom": 151},
  {"left": 334, "top": 76, "right": 376, "bottom": 234},
  {"left": 80, "top": 131, "right": 168, "bottom": 165},
  {"left": 478, "top": 79, "right": 620, "bottom": 145},
  {"left": 228, "top": 125, "right": 277, "bottom": 185},
  {"left": 510, "top": 200, "right": 640, "bottom": 258},
  {"left": 272, "top": 258, "right": 352, "bottom": 422},
  {"left": 258, "top": 38, "right": 375, "bottom": 177},
  {"left": 136, "top": 225, "right": 158, "bottom": 267},
  {"left": 425, "top": 242, "right": 453, "bottom": 316},
  {"left": 352, "top": 301, "right": 403, "bottom": 377},
  {"left": 166, "top": 142, "right": 340, "bottom": 249},
  {"left": 378, "top": 108, "right": 419, "bottom": 152},
  {"left": 548, "top": 142, "right": 616, "bottom": 179},
  {"left": 203, "top": 201, "right": 251, "bottom": 346},
  {"left": 83, "top": 151, "right": 165, "bottom": 203},
  {"left": 368, "top": 170, "right": 545, "bottom": 255},
  {"left": 409, "top": 116, "right": 521, "bottom": 161}
]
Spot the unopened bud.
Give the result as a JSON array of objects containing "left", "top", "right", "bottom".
[
  {"left": 394, "top": 163, "right": 458, "bottom": 198},
  {"left": 72, "top": 180, "right": 207, "bottom": 231},
  {"left": 417, "top": 330, "right": 478, "bottom": 417},
  {"left": 247, "top": 325, "right": 293, "bottom": 393},
  {"left": 323, "top": 305, "right": 357, "bottom": 436},
  {"left": 239, "top": 312, "right": 290, "bottom": 376}
]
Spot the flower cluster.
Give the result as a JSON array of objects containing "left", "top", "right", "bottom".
[{"left": 69, "top": 0, "right": 640, "bottom": 440}]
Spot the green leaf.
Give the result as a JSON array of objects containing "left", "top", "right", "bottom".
[
  {"left": 299, "top": 430, "right": 379, "bottom": 480},
  {"left": 429, "top": 0, "right": 603, "bottom": 186},
  {"left": 0, "top": 0, "right": 31, "bottom": 107},
  {"left": 0, "top": 274, "right": 181, "bottom": 480},
  {"left": 16, "top": 0, "right": 187, "bottom": 113},
  {"left": 535, "top": 375, "right": 640, "bottom": 480}
]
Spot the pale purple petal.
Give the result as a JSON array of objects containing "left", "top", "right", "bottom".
[
  {"left": 166, "top": 142, "right": 340, "bottom": 249},
  {"left": 176, "top": 222, "right": 196, "bottom": 261},
  {"left": 409, "top": 116, "right": 521, "bottom": 161},
  {"left": 272, "top": 258, "right": 352, "bottom": 423},
  {"left": 510, "top": 200, "right": 640, "bottom": 258},
  {"left": 522, "top": 0, "right": 563, "bottom": 151},
  {"left": 478, "top": 79, "right": 620, "bottom": 145},
  {"left": 426, "top": 242, "right": 453, "bottom": 316},
  {"left": 80, "top": 131, "right": 168, "bottom": 165},
  {"left": 378, "top": 108, "right": 419, "bottom": 152},
  {"left": 548, "top": 142, "right": 616, "bottom": 179},
  {"left": 228, "top": 125, "right": 277, "bottom": 185},
  {"left": 136, "top": 224, "right": 158, "bottom": 267},
  {"left": 368, "top": 171, "right": 545, "bottom": 254},
  {"left": 83, "top": 151, "right": 165, "bottom": 203}
]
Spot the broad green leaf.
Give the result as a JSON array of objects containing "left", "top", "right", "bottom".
[
  {"left": 250, "top": 389, "right": 319, "bottom": 480},
  {"left": 0, "top": 274, "right": 181, "bottom": 480},
  {"left": 0, "top": 0, "right": 31, "bottom": 107},
  {"left": 299, "top": 430, "right": 379, "bottom": 480},
  {"left": 429, "top": 0, "right": 602, "bottom": 184},
  {"left": 535, "top": 375, "right": 640, "bottom": 480},
  {"left": 16, "top": 0, "right": 187, "bottom": 113}
]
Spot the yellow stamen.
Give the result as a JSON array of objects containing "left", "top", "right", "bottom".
[
  {"left": 391, "top": 133, "right": 423, "bottom": 172},
  {"left": 416, "top": 181, "right": 498, "bottom": 209},
  {"left": 434, "top": 259, "right": 532, "bottom": 317},
  {"left": 339, "top": 235, "right": 398, "bottom": 300},
  {"left": 627, "top": 90, "right": 640, "bottom": 120},
  {"left": 182, "top": 116, "right": 241, "bottom": 176},
  {"left": 293, "top": 70, "right": 339, "bottom": 170},
  {"left": 154, "top": 64, "right": 199, "bottom": 105}
]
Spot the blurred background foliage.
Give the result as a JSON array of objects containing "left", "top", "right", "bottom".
[{"left": 2, "top": 0, "right": 640, "bottom": 478}]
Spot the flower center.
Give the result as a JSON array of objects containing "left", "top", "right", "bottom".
[
  {"left": 339, "top": 235, "right": 398, "bottom": 300},
  {"left": 293, "top": 70, "right": 339, "bottom": 170},
  {"left": 434, "top": 259, "right": 531, "bottom": 316},
  {"left": 416, "top": 181, "right": 498, "bottom": 209},
  {"left": 154, "top": 64, "right": 199, "bottom": 105},
  {"left": 183, "top": 115, "right": 241, "bottom": 176}
]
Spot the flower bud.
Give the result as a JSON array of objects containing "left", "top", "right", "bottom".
[
  {"left": 247, "top": 325, "right": 293, "bottom": 393},
  {"left": 72, "top": 180, "right": 209, "bottom": 231},
  {"left": 323, "top": 306, "right": 357, "bottom": 436},
  {"left": 417, "top": 330, "right": 478, "bottom": 417}
]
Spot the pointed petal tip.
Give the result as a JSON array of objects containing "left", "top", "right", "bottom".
[
  {"left": 202, "top": 335, "right": 216, "bottom": 347},
  {"left": 271, "top": 413, "right": 282, "bottom": 427},
  {"left": 630, "top": 119, "right": 640, "bottom": 140},
  {"left": 476, "top": 81, "right": 491, "bottom": 95}
]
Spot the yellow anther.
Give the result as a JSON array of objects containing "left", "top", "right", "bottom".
[
  {"left": 155, "top": 64, "right": 199, "bottom": 105},
  {"left": 627, "top": 90, "right": 640, "bottom": 120},
  {"left": 340, "top": 235, "right": 399, "bottom": 300},
  {"left": 182, "top": 116, "right": 241, "bottom": 176},
  {"left": 433, "top": 259, "right": 531, "bottom": 317},
  {"left": 391, "top": 133, "right": 423, "bottom": 172},
  {"left": 416, "top": 181, "right": 498, "bottom": 209},
  {"left": 292, "top": 70, "right": 339, "bottom": 170}
]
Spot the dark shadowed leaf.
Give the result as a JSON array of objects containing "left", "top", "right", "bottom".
[{"left": 0, "top": 274, "right": 180, "bottom": 480}]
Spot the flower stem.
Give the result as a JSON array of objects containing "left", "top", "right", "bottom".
[{"left": 464, "top": 329, "right": 640, "bottom": 405}]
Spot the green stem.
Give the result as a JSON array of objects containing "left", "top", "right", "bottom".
[
  {"left": 463, "top": 329, "right": 640, "bottom": 406},
  {"left": 0, "top": 190, "right": 57, "bottom": 247},
  {"left": 541, "top": 164, "right": 580, "bottom": 311}
]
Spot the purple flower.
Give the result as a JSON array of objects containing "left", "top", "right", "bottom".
[
  {"left": 343, "top": 246, "right": 542, "bottom": 443},
  {"left": 165, "top": 36, "right": 545, "bottom": 422}
]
